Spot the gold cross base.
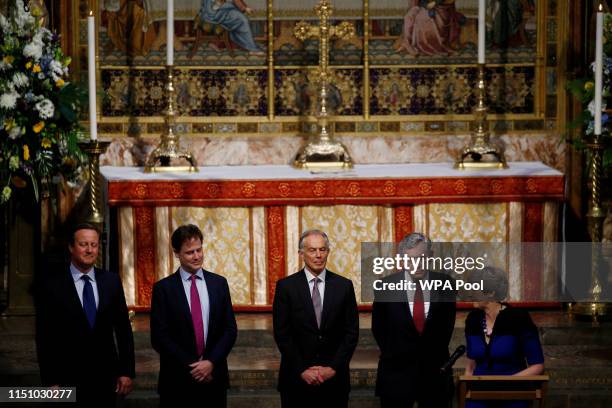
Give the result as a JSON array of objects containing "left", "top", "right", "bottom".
[{"left": 294, "top": 139, "right": 353, "bottom": 170}]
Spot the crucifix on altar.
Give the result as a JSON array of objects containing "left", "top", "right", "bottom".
[{"left": 292, "top": 0, "right": 355, "bottom": 170}]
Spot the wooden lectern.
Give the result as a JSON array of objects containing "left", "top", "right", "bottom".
[{"left": 458, "top": 375, "right": 549, "bottom": 408}]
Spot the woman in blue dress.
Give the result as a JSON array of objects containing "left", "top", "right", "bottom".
[{"left": 464, "top": 267, "right": 544, "bottom": 408}]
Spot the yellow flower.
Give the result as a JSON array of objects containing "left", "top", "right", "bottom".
[
  {"left": 25, "top": 61, "right": 32, "bottom": 69},
  {"left": 23, "top": 145, "right": 30, "bottom": 161},
  {"left": 55, "top": 78, "right": 65, "bottom": 88},
  {"left": 32, "top": 64, "right": 41, "bottom": 73},
  {"left": 41, "top": 138, "right": 52, "bottom": 148},
  {"left": 33, "top": 121, "right": 45, "bottom": 133},
  {"left": 3, "top": 55, "right": 14, "bottom": 65},
  {"left": 585, "top": 81, "right": 595, "bottom": 91},
  {"left": 4, "top": 118, "right": 15, "bottom": 130}
]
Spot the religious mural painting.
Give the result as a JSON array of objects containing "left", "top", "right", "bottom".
[
  {"left": 86, "top": 0, "right": 554, "bottom": 135},
  {"left": 100, "top": 0, "right": 267, "bottom": 65}
]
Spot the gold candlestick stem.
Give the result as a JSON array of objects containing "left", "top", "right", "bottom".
[
  {"left": 145, "top": 65, "right": 198, "bottom": 173},
  {"left": 78, "top": 140, "right": 110, "bottom": 225},
  {"left": 573, "top": 133, "right": 610, "bottom": 321},
  {"left": 455, "top": 64, "right": 507, "bottom": 169}
]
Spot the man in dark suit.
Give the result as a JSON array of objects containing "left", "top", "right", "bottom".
[
  {"left": 372, "top": 232, "right": 456, "bottom": 408},
  {"left": 35, "top": 223, "right": 135, "bottom": 408},
  {"left": 273, "top": 229, "right": 359, "bottom": 408},
  {"left": 151, "top": 224, "right": 237, "bottom": 408}
]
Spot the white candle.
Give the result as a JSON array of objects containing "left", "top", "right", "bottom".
[
  {"left": 478, "top": 0, "right": 485, "bottom": 64},
  {"left": 167, "top": 0, "right": 174, "bottom": 66},
  {"left": 87, "top": 11, "right": 97, "bottom": 140},
  {"left": 594, "top": 3, "right": 604, "bottom": 135}
]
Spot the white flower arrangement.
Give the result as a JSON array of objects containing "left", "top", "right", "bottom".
[{"left": 0, "top": 0, "right": 86, "bottom": 205}]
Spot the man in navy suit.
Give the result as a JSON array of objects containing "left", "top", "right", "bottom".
[
  {"left": 151, "top": 224, "right": 237, "bottom": 407},
  {"left": 372, "top": 232, "right": 456, "bottom": 408},
  {"left": 35, "top": 223, "right": 135, "bottom": 408},
  {"left": 273, "top": 229, "right": 359, "bottom": 408}
]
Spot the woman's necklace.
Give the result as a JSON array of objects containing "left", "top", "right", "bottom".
[{"left": 482, "top": 303, "right": 505, "bottom": 344}]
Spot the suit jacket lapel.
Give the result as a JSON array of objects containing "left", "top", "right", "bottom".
[
  {"left": 62, "top": 268, "right": 90, "bottom": 329},
  {"left": 297, "top": 270, "right": 319, "bottom": 330},
  {"left": 203, "top": 270, "right": 215, "bottom": 340},
  {"left": 171, "top": 270, "right": 195, "bottom": 339},
  {"left": 94, "top": 268, "right": 107, "bottom": 317},
  {"left": 319, "top": 271, "right": 334, "bottom": 330}
]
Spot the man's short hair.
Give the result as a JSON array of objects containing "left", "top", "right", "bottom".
[
  {"left": 69, "top": 223, "right": 100, "bottom": 245},
  {"left": 397, "top": 232, "right": 432, "bottom": 255},
  {"left": 171, "top": 224, "right": 204, "bottom": 251},
  {"left": 298, "top": 229, "right": 330, "bottom": 251}
]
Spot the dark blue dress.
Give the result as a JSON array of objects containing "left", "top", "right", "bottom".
[{"left": 465, "top": 306, "right": 544, "bottom": 408}]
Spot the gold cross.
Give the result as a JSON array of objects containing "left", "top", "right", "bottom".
[{"left": 293, "top": 0, "right": 355, "bottom": 79}]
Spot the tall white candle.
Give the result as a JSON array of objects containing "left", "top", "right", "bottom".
[
  {"left": 594, "top": 3, "right": 604, "bottom": 135},
  {"left": 167, "top": 0, "right": 174, "bottom": 66},
  {"left": 478, "top": 0, "right": 486, "bottom": 64},
  {"left": 87, "top": 11, "right": 97, "bottom": 140}
]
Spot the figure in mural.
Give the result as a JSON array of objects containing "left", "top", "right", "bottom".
[
  {"left": 103, "top": 0, "right": 157, "bottom": 56},
  {"left": 489, "top": 0, "right": 535, "bottom": 48},
  {"left": 395, "top": 0, "right": 465, "bottom": 56},
  {"left": 195, "top": 0, "right": 262, "bottom": 54}
]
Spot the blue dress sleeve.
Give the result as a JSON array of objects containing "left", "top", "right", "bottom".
[{"left": 518, "top": 311, "right": 544, "bottom": 365}]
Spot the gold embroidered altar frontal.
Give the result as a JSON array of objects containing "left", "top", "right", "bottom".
[{"left": 103, "top": 163, "right": 564, "bottom": 310}]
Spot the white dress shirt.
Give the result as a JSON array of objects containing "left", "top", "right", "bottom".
[
  {"left": 405, "top": 270, "right": 431, "bottom": 318},
  {"left": 304, "top": 267, "right": 326, "bottom": 307},
  {"left": 70, "top": 263, "right": 99, "bottom": 308},
  {"left": 180, "top": 268, "right": 210, "bottom": 343}
]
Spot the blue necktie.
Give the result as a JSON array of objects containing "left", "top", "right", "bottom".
[{"left": 81, "top": 275, "right": 96, "bottom": 329}]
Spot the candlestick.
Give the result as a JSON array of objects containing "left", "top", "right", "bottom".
[
  {"left": 87, "top": 11, "right": 97, "bottom": 140},
  {"left": 594, "top": 3, "right": 603, "bottom": 135},
  {"left": 167, "top": 0, "right": 174, "bottom": 66},
  {"left": 478, "top": 0, "right": 485, "bottom": 64}
]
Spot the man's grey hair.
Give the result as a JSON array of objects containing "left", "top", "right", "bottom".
[
  {"left": 397, "top": 232, "right": 432, "bottom": 255},
  {"left": 298, "top": 229, "right": 330, "bottom": 251}
]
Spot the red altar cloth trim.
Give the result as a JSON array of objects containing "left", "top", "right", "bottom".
[
  {"left": 106, "top": 176, "right": 564, "bottom": 206},
  {"left": 394, "top": 206, "right": 414, "bottom": 243},
  {"left": 134, "top": 207, "right": 157, "bottom": 306},
  {"left": 522, "top": 203, "right": 544, "bottom": 301},
  {"left": 266, "top": 206, "right": 286, "bottom": 304}
]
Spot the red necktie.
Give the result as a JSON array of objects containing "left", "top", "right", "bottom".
[
  {"left": 190, "top": 275, "right": 205, "bottom": 357},
  {"left": 413, "top": 284, "right": 425, "bottom": 334}
]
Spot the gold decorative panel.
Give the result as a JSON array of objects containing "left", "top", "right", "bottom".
[{"left": 170, "top": 207, "right": 252, "bottom": 304}]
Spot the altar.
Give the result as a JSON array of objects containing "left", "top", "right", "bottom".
[{"left": 102, "top": 162, "right": 564, "bottom": 311}]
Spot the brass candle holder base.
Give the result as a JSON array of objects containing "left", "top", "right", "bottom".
[
  {"left": 455, "top": 63, "right": 507, "bottom": 170},
  {"left": 145, "top": 65, "right": 198, "bottom": 173},
  {"left": 455, "top": 142, "right": 508, "bottom": 170},
  {"left": 294, "top": 137, "right": 353, "bottom": 170},
  {"left": 571, "top": 303, "right": 611, "bottom": 322},
  {"left": 78, "top": 140, "right": 111, "bottom": 225}
]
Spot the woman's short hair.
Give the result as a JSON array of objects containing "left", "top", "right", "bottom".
[{"left": 469, "top": 266, "right": 509, "bottom": 301}]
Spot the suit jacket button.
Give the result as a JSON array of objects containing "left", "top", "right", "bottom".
[{"left": 318, "top": 335, "right": 323, "bottom": 340}]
